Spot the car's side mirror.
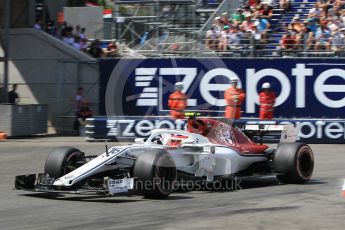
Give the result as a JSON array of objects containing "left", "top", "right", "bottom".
[
  {"left": 182, "top": 139, "right": 194, "bottom": 145},
  {"left": 181, "top": 139, "right": 195, "bottom": 148},
  {"left": 134, "top": 138, "right": 145, "bottom": 144}
]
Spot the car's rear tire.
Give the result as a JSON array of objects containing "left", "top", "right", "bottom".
[
  {"left": 44, "top": 147, "right": 85, "bottom": 178},
  {"left": 273, "top": 142, "right": 314, "bottom": 184},
  {"left": 133, "top": 150, "right": 176, "bottom": 199}
]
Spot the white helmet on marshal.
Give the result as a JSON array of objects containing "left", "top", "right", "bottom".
[
  {"left": 175, "top": 82, "right": 183, "bottom": 90},
  {"left": 230, "top": 78, "right": 238, "bottom": 87},
  {"left": 262, "top": 82, "right": 271, "bottom": 89},
  {"left": 230, "top": 78, "right": 238, "bottom": 83}
]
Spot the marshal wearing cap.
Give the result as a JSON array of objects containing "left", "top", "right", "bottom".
[{"left": 262, "top": 82, "right": 271, "bottom": 89}]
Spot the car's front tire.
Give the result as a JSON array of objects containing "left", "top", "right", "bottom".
[
  {"left": 133, "top": 150, "right": 176, "bottom": 198},
  {"left": 273, "top": 142, "right": 314, "bottom": 184},
  {"left": 44, "top": 147, "right": 85, "bottom": 178}
]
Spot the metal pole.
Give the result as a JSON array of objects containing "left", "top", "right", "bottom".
[
  {"left": 3, "top": 0, "right": 11, "bottom": 103},
  {"left": 156, "top": 0, "right": 159, "bottom": 53},
  {"left": 250, "top": 35, "right": 255, "bottom": 57},
  {"left": 112, "top": 0, "right": 117, "bottom": 40},
  {"left": 42, "top": 0, "right": 47, "bottom": 30},
  {"left": 77, "top": 62, "right": 81, "bottom": 88}
]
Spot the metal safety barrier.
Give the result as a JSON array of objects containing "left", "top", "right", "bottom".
[{"left": 84, "top": 116, "right": 345, "bottom": 144}]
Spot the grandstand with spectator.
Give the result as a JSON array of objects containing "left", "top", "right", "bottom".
[{"left": 26, "top": 0, "right": 345, "bottom": 57}]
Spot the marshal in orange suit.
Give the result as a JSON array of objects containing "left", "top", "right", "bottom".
[
  {"left": 168, "top": 82, "right": 187, "bottom": 119},
  {"left": 259, "top": 82, "right": 276, "bottom": 120},
  {"left": 224, "top": 78, "right": 245, "bottom": 119}
]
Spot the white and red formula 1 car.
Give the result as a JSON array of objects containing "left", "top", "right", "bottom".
[{"left": 15, "top": 117, "right": 314, "bottom": 198}]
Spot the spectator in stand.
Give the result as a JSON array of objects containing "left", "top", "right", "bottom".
[
  {"left": 79, "top": 28, "right": 87, "bottom": 39},
  {"left": 162, "top": 4, "right": 172, "bottom": 18},
  {"left": 240, "top": 29, "right": 253, "bottom": 56},
  {"left": 46, "top": 20, "right": 56, "bottom": 36},
  {"left": 331, "top": 28, "right": 345, "bottom": 54},
  {"left": 228, "top": 26, "right": 242, "bottom": 51},
  {"left": 305, "top": 18, "right": 318, "bottom": 33},
  {"left": 320, "top": 17, "right": 330, "bottom": 27},
  {"left": 279, "top": 0, "right": 290, "bottom": 11},
  {"left": 75, "top": 25, "right": 82, "bottom": 37},
  {"left": 242, "top": 3, "right": 252, "bottom": 15},
  {"left": 34, "top": 19, "right": 42, "bottom": 30},
  {"left": 288, "top": 18, "right": 305, "bottom": 50},
  {"left": 80, "top": 38, "right": 88, "bottom": 52},
  {"left": 213, "top": 16, "right": 223, "bottom": 31},
  {"left": 205, "top": 27, "right": 216, "bottom": 50},
  {"left": 61, "top": 21, "right": 68, "bottom": 38},
  {"left": 262, "top": 0, "right": 275, "bottom": 7},
  {"left": 72, "top": 36, "right": 82, "bottom": 50},
  {"left": 220, "top": 12, "right": 231, "bottom": 26},
  {"left": 319, "top": 0, "right": 333, "bottom": 16},
  {"left": 315, "top": 32, "right": 331, "bottom": 50},
  {"left": 280, "top": 32, "right": 296, "bottom": 55},
  {"left": 61, "top": 24, "right": 74, "bottom": 45},
  {"left": 256, "top": 16, "right": 271, "bottom": 31},
  {"left": 254, "top": 18, "right": 270, "bottom": 44},
  {"left": 250, "top": 25, "right": 262, "bottom": 41},
  {"left": 248, "top": 0, "right": 261, "bottom": 8},
  {"left": 306, "top": 32, "right": 316, "bottom": 50},
  {"left": 308, "top": 2, "right": 322, "bottom": 19},
  {"left": 104, "top": 40, "right": 118, "bottom": 57},
  {"left": 324, "top": 11, "right": 334, "bottom": 21},
  {"left": 205, "top": 22, "right": 221, "bottom": 50},
  {"left": 238, "top": 25, "right": 245, "bottom": 38},
  {"left": 241, "top": 12, "right": 254, "bottom": 31},
  {"left": 219, "top": 25, "right": 231, "bottom": 51},
  {"left": 327, "top": 18, "right": 341, "bottom": 32},
  {"left": 315, "top": 20, "right": 332, "bottom": 50},
  {"left": 233, "top": 8, "right": 246, "bottom": 26},
  {"left": 63, "top": 28, "right": 75, "bottom": 46},
  {"left": 294, "top": 31, "right": 305, "bottom": 51},
  {"left": 248, "top": 25, "right": 266, "bottom": 55},
  {"left": 171, "top": 42, "right": 180, "bottom": 52},
  {"left": 207, "top": 0, "right": 345, "bottom": 57},
  {"left": 289, "top": 17, "right": 304, "bottom": 33},
  {"left": 259, "top": 3, "right": 273, "bottom": 23},
  {"left": 69, "top": 25, "right": 74, "bottom": 34},
  {"left": 340, "top": 9, "right": 345, "bottom": 24},
  {"left": 88, "top": 39, "right": 104, "bottom": 58},
  {"left": 333, "top": 0, "right": 344, "bottom": 16}
]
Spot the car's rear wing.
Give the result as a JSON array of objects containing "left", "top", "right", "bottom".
[{"left": 242, "top": 124, "right": 297, "bottom": 144}]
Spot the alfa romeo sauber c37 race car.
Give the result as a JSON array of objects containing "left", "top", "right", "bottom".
[{"left": 15, "top": 117, "right": 314, "bottom": 198}]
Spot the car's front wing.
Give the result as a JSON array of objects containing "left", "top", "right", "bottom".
[{"left": 14, "top": 173, "right": 135, "bottom": 195}]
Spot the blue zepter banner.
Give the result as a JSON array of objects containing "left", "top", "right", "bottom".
[{"left": 99, "top": 58, "right": 345, "bottom": 118}]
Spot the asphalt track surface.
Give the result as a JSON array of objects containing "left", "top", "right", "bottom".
[{"left": 0, "top": 137, "right": 344, "bottom": 230}]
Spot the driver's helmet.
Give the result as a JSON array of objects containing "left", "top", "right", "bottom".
[
  {"left": 166, "top": 134, "right": 188, "bottom": 147},
  {"left": 222, "top": 128, "right": 231, "bottom": 139}
]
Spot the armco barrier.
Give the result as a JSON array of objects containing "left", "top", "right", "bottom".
[
  {"left": 99, "top": 58, "right": 345, "bottom": 118},
  {"left": 0, "top": 104, "right": 48, "bottom": 136},
  {"left": 85, "top": 116, "right": 345, "bottom": 144}
]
